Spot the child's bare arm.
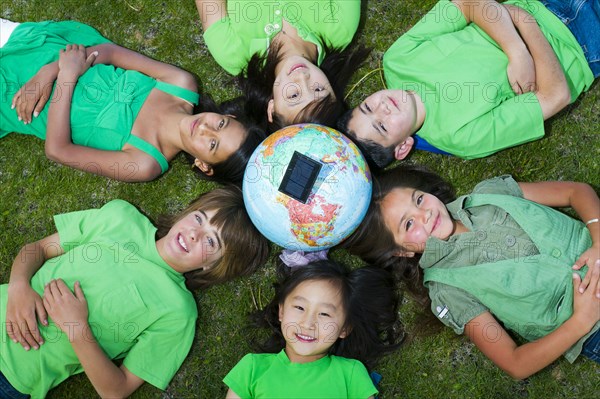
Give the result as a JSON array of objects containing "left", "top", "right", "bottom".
[
  {"left": 12, "top": 40, "right": 195, "bottom": 124},
  {"left": 83, "top": 42, "right": 196, "bottom": 90},
  {"left": 466, "top": 263, "right": 600, "bottom": 379},
  {"left": 45, "top": 45, "right": 161, "bottom": 182},
  {"left": 226, "top": 388, "right": 242, "bottom": 399},
  {"left": 12, "top": 62, "right": 59, "bottom": 124},
  {"left": 43, "top": 279, "right": 145, "bottom": 398},
  {"left": 452, "top": 0, "right": 535, "bottom": 94},
  {"left": 504, "top": 4, "right": 571, "bottom": 119},
  {"left": 6, "top": 233, "right": 63, "bottom": 351},
  {"left": 196, "top": 0, "right": 228, "bottom": 32}
]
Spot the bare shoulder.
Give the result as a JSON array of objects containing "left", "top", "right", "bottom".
[
  {"left": 118, "top": 146, "right": 164, "bottom": 182},
  {"left": 160, "top": 69, "right": 198, "bottom": 93}
]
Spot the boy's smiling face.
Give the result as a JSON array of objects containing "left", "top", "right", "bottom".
[{"left": 156, "top": 208, "right": 223, "bottom": 273}]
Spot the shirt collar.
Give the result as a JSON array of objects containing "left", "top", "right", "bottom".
[{"left": 419, "top": 195, "right": 473, "bottom": 269}]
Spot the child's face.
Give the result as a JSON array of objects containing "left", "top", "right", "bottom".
[
  {"left": 268, "top": 55, "right": 334, "bottom": 124},
  {"left": 348, "top": 89, "right": 420, "bottom": 148},
  {"left": 156, "top": 208, "right": 223, "bottom": 273},
  {"left": 179, "top": 112, "right": 247, "bottom": 175},
  {"left": 381, "top": 188, "right": 456, "bottom": 257},
  {"left": 278, "top": 279, "right": 348, "bottom": 364}
]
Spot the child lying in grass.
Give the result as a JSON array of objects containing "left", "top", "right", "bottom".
[
  {"left": 1, "top": 19, "right": 265, "bottom": 183},
  {"left": 344, "top": 165, "right": 600, "bottom": 379},
  {"left": 338, "top": 0, "right": 598, "bottom": 168},
  {"left": 1, "top": 187, "right": 269, "bottom": 397},
  {"left": 224, "top": 260, "right": 403, "bottom": 398}
]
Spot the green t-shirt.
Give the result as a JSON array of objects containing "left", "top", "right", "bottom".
[
  {"left": 223, "top": 350, "right": 378, "bottom": 398},
  {"left": 421, "top": 176, "right": 598, "bottom": 362},
  {"left": 203, "top": 0, "right": 361, "bottom": 75},
  {"left": 382, "top": 0, "right": 594, "bottom": 158},
  {"left": 0, "top": 200, "right": 197, "bottom": 397}
]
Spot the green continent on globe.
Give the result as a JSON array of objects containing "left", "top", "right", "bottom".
[{"left": 276, "top": 194, "right": 340, "bottom": 247}]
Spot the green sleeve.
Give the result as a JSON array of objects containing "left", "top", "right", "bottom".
[
  {"left": 53, "top": 209, "right": 101, "bottom": 251},
  {"left": 203, "top": 16, "right": 246, "bottom": 75},
  {"left": 319, "top": 0, "right": 361, "bottom": 49},
  {"left": 427, "top": 282, "right": 489, "bottom": 335},
  {"left": 53, "top": 200, "right": 136, "bottom": 252},
  {"left": 398, "top": 0, "right": 466, "bottom": 46},
  {"left": 472, "top": 175, "right": 524, "bottom": 197},
  {"left": 432, "top": 92, "right": 544, "bottom": 159},
  {"left": 122, "top": 313, "right": 197, "bottom": 390},
  {"left": 347, "top": 360, "right": 378, "bottom": 398},
  {"left": 223, "top": 354, "right": 255, "bottom": 398}
]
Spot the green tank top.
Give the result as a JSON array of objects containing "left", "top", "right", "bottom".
[{"left": 0, "top": 21, "right": 200, "bottom": 175}]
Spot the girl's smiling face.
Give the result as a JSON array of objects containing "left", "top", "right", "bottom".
[
  {"left": 278, "top": 279, "right": 348, "bottom": 363},
  {"left": 381, "top": 188, "right": 456, "bottom": 257},
  {"left": 268, "top": 55, "right": 334, "bottom": 124},
  {"left": 156, "top": 208, "right": 224, "bottom": 273},
  {"left": 179, "top": 112, "right": 247, "bottom": 174}
]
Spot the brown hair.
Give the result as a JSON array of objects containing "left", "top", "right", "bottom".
[
  {"left": 156, "top": 186, "right": 270, "bottom": 290},
  {"left": 340, "top": 164, "right": 456, "bottom": 306}
]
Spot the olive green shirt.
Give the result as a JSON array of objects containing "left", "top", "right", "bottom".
[{"left": 420, "top": 176, "right": 598, "bottom": 362}]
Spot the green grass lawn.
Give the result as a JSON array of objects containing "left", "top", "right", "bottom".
[{"left": 1, "top": 0, "right": 598, "bottom": 398}]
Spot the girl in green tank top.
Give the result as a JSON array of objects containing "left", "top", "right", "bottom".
[
  {"left": 2, "top": 20, "right": 265, "bottom": 183},
  {"left": 344, "top": 164, "right": 600, "bottom": 379}
]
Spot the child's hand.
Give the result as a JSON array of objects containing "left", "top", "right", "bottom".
[
  {"left": 57, "top": 44, "right": 97, "bottom": 81},
  {"left": 507, "top": 48, "right": 536, "bottom": 95},
  {"left": 11, "top": 63, "right": 57, "bottom": 124},
  {"left": 573, "top": 245, "right": 600, "bottom": 294},
  {"left": 571, "top": 259, "right": 600, "bottom": 331},
  {"left": 6, "top": 281, "right": 48, "bottom": 351},
  {"left": 43, "top": 280, "right": 89, "bottom": 340}
]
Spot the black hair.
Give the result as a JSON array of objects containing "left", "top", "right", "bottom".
[
  {"left": 338, "top": 109, "right": 395, "bottom": 170},
  {"left": 341, "top": 164, "right": 455, "bottom": 306},
  {"left": 184, "top": 95, "right": 267, "bottom": 186},
  {"left": 239, "top": 42, "right": 371, "bottom": 134},
  {"left": 250, "top": 260, "right": 403, "bottom": 371}
]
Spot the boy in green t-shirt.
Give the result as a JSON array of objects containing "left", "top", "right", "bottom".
[
  {"left": 338, "top": 0, "right": 597, "bottom": 168},
  {"left": 0, "top": 187, "right": 269, "bottom": 398}
]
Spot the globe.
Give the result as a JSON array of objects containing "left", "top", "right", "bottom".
[{"left": 242, "top": 124, "right": 372, "bottom": 251}]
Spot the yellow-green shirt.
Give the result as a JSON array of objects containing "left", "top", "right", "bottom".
[
  {"left": 383, "top": 0, "right": 594, "bottom": 159},
  {"left": 203, "top": 0, "right": 361, "bottom": 75},
  {"left": 224, "top": 350, "right": 378, "bottom": 398},
  {"left": 0, "top": 200, "right": 197, "bottom": 397}
]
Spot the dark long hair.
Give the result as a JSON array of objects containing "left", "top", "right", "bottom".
[
  {"left": 239, "top": 42, "right": 371, "bottom": 134},
  {"left": 250, "top": 260, "right": 403, "bottom": 371},
  {"left": 155, "top": 186, "right": 270, "bottom": 290},
  {"left": 184, "top": 95, "right": 266, "bottom": 185},
  {"left": 341, "top": 164, "right": 456, "bottom": 306}
]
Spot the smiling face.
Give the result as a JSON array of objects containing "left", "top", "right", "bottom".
[
  {"left": 156, "top": 208, "right": 223, "bottom": 273},
  {"left": 179, "top": 112, "right": 247, "bottom": 175},
  {"left": 380, "top": 188, "right": 456, "bottom": 257},
  {"left": 268, "top": 55, "right": 335, "bottom": 124},
  {"left": 278, "top": 279, "right": 348, "bottom": 364},
  {"left": 348, "top": 89, "right": 424, "bottom": 151}
]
